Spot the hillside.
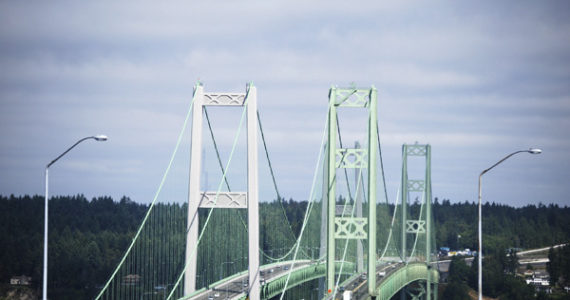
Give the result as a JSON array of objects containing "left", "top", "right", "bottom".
[{"left": 1, "top": 195, "right": 568, "bottom": 299}]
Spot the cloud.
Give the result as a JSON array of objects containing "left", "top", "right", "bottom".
[{"left": 0, "top": 0, "right": 568, "bottom": 206}]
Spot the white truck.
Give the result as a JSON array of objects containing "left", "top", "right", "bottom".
[{"left": 343, "top": 290, "right": 352, "bottom": 300}]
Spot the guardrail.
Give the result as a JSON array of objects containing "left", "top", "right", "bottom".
[{"left": 374, "top": 262, "right": 439, "bottom": 300}]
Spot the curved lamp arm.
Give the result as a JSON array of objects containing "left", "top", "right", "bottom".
[
  {"left": 47, "top": 135, "right": 108, "bottom": 168},
  {"left": 479, "top": 148, "right": 541, "bottom": 178}
]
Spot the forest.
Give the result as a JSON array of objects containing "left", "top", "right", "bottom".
[{"left": 0, "top": 194, "right": 568, "bottom": 299}]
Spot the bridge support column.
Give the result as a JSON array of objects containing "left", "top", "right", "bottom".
[
  {"left": 400, "top": 144, "right": 436, "bottom": 300},
  {"left": 324, "top": 86, "right": 378, "bottom": 299},
  {"left": 184, "top": 83, "right": 260, "bottom": 300},
  {"left": 425, "top": 145, "right": 432, "bottom": 300},
  {"left": 325, "top": 87, "right": 337, "bottom": 295},
  {"left": 185, "top": 84, "right": 204, "bottom": 295},
  {"left": 367, "top": 87, "right": 378, "bottom": 297},
  {"left": 319, "top": 141, "right": 329, "bottom": 299},
  {"left": 247, "top": 85, "right": 260, "bottom": 300}
]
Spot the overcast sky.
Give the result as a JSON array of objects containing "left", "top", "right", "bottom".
[{"left": 1, "top": 1, "right": 568, "bottom": 207}]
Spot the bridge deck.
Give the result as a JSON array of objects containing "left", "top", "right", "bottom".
[{"left": 184, "top": 260, "right": 438, "bottom": 300}]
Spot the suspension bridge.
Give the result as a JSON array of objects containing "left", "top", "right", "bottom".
[{"left": 93, "top": 83, "right": 439, "bottom": 300}]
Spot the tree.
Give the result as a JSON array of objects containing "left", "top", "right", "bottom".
[
  {"left": 499, "top": 275, "right": 534, "bottom": 300},
  {"left": 442, "top": 281, "right": 470, "bottom": 300},
  {"left": 505, "top": 249, "right": 518, "bottom": 275},
  {"left": 547, "top": 246, "right": 560, "bottom": 286},
  {"left": 442, "top": 257, "right": 471, "bottom": 300}
]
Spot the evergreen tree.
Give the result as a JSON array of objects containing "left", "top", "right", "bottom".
[{"left": 548, "top": 246, "right": 560, "bottom": 286}]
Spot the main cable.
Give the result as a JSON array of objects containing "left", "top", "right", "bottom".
[
  {"left": 278, "top": 109, "right": 329, "bottom": 300},
  {"left": 204, "top": 107, "right": 299, "bottom": 262}
]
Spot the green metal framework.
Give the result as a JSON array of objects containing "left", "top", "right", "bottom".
[
  {"left": 326, "top": 86, "right": 378, "bottom": 298},
  {"left": 260, "top": 262, "right": 356, "bottom": 299},
  {"left": 225, "top": 261, "right": 355, "bottom": 300},
  {"left": 400, "top": 144, "right": 436, "bottom": 300},
  {"left": 227, "top": 262, "right": 437, "bottom": 300},
  {"left": 373, "top": 263, "right": 439, "bottom": 300}
]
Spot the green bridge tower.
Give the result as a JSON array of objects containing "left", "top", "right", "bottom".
[
  {"left": 400, "top": 143, "right": 437, "bottom": 300},
  {"left": 325, "top": 86, "right": 379, "bottom": 298}
]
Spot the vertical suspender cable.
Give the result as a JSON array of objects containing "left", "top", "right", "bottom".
[
  {"left": 94, "top": 94, "right": 195, "bottom": 300},
  {"left": 167, "top": 89, "right": 250, "bottom": 300},
  {"left": 279, "top": 110, "right": 329, "bottom": 300}
]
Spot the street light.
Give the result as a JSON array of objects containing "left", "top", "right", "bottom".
[
  {"left": 43, "top": 135, "right": 108, "bottom": 300},
  {"left": 477, "top": 148, "right": 541, "bottom": 300}
]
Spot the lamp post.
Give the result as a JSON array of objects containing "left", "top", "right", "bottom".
[
  {"left": 43, "top": 135, "right": 108, "bottom": 300},
  {"left": 477, "top": 148, "right": 541, "bottom": 300}
]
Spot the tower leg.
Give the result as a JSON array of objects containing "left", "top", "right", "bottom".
[
  {"left": 247, "top": 85, "right": 260, "bottom": 300},
  {"left": 319, "top": 143, "right": 329, "bottom": 299},
  {"left": 367, "top": 87, "right": 378, "bottom": 297},
  {"left": 185, "top": 85, "right": 204, "bottom": 295},
  {"left": 326, "top": 88, "right": 337, "bottom": 295}
]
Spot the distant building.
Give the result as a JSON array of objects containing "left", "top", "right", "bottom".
[
  {"left": 525, "top": 278, "right": 549, "bottom": 286},
  {"left": 523, "top": 270, "right": 534, "bottom": 277},
  {"left": 10, "top": 275, "right": 32, "bottom": 286},
  {"left": 534, "top": 271, "right": 550, "bottom": 279},
  {"left": 525, "top": 272, "right": 552, "bottom": 293}
]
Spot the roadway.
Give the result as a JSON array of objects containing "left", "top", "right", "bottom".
[
  {"left": 188, "top": 260, "right": 312, "bottom": 300},
  {"left": 188, "top": 245, "right": 564, "bottom": 299},
  {"left": 191, "top": 258, "right": 447, "bottom": 300},
  {"left": 327, "top": 262, "right": 402, "bottom": 300},
  {"left": 332, "top": 259, "right": 453, "bottom": 300},
  {"left": 517, "top": 243, "right": 566, "bottom": 256}
]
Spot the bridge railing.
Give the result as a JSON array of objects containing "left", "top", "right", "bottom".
[
  {"left": 243, "top": 261, "right": 356, "bottom": 300},
  {"left": 375, "top": 262, "right": 439, "bottom": 300}
]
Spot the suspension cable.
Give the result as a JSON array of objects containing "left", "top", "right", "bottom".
[
  {"left": 168, "top": 87, "right": 251, "bottom": 300},
  {"left": 376, "top": 122, "right": 404, "bottom": 261},
  {"left": 204, "top": 107, "right": 231, "bottom": 191},
  {"left": 336, "top": 116, "right": 353, "bottom": 200},
  {"left": 333, "top": 167, "right": 363, "bottom": 297},
  {"left": 95, "top": 90, "right": 195, "bottom": 300},
  {"left": 204, "top": 106, "right": 298, "bottom": 261},
  {"left": 377, "top": 122, "right": 390, "bottom": 207},
  {"left": 279, "top": 109, "right": 329, "bottom": 300},
  {"left": 257, "top": 111, "right": 281, "bottom": 199},
  {"left": 257, "top": 110, "right": 298, "bottom": 242},
  {"left": 407, "top": 192, "right": 426, "bottom": 261},
  {"left": 377, "top": 187, "right": 401, "bottom": 261}
]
